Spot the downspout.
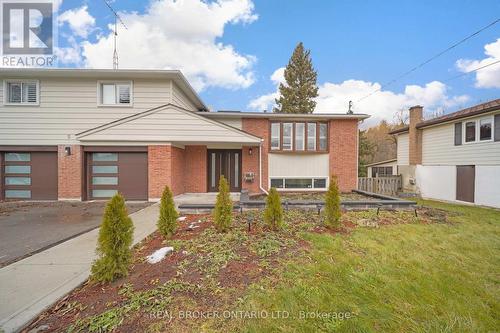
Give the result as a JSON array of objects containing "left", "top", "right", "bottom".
[{"left": 259, "top": 140, "right": 268, "bottom": 194}]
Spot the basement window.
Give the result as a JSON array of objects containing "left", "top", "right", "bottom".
[{"left": 270, "top": 177, "right": 328, "bottom": 190}]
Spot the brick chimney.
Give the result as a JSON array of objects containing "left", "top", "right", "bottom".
[{"left": 408, "top": 105, "right": 423, "bottom": 165}]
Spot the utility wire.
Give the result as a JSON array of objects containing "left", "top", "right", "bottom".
[
  {"left": 356, "top": 17, "right": 500, "bottom": 103},
  {"left": 442, "top": 59, "right": 500, "bottom": 83}
]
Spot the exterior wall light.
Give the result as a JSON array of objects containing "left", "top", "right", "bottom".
[
  {"left": 248, "top": 147, "right": 253, "bottom": 155},
  {"left": 65, "top": 146, "right": 71, "bottom": 156}
]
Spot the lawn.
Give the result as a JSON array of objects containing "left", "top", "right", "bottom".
[{"left": 27, "top": 200, "right": 500, "bottom": 332}]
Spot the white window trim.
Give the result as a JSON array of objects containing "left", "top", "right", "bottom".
[
  {"left": 97, "top": 80, "right": 133, "bottom": 107},
  {"left": 3, "top": 79, "right": 40, "bottom": 106},
  {"left": 282, "top": 123, "right": 294, "bottom": 151},
  {"left": 462, "top": 115, "right": 494, "bottom": 144},
  {"left": 269, "top": 176, "right": 329, "bottom": 192},
  {"left": 270, "top": 123, "right": 281, "bottom": 150}
]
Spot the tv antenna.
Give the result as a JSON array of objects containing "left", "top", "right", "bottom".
[{"left": 102, "top": 0, "right": 128, "bottom": 69}]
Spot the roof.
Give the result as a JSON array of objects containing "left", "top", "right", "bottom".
[
  {"left": 0, "top": 67, "right": 207, "bottom": 111},
  {"left": 389, "top": 98, "right": 500, "bottom": 134},
  {"left": 365, "top": 159, "right": 397, "bottom": 167},
  {"left": 199, "top": 111, "right": 370, "bottom": 120},
  {"left": 76, "top": 103, "right": 262, "bottom": 144}
]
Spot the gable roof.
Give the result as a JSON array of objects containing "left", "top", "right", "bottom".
[
  {"left": 76, "top": 104, "right": 262, "bottom": 144},
  {"left": 0, "top": 68, "right": 207, "bottom": 111},
  {"left": 389, "top": 98, "right": 500, "bottom": 135}
]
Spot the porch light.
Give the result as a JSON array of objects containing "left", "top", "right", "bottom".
[
  {"left": 248, "top": 147, "right": 253, "bottom": 155},
  {"left": 64, "top": 146, "right": 71, "bottom": 156}
]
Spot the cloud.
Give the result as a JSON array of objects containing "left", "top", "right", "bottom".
[
  {"left": 249, "top": 70, "right": 469, "bottom": 126},
  {"left": 78, "top": 0, "right": 258, "bottom": 91},
  {"left": 58, "top": 5, "right": 96, "bottom": 38},
  {"left": 456, "top": 38, "right": 500, "bottom": 88},
  {"left": 55, "top": 37, "right": 82, "bottom": 65},
  {"left": 248, "top": 67, "right": 284, "bottom": 111}
]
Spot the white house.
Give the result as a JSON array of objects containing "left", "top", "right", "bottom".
[{"left": 390, "top": 99, "right": 500, "bottom": 208}]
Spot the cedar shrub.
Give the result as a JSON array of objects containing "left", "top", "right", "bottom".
[
  {"left": 91, "top": 193, "right": 134, "bottom": 283},
  {"left": 264, "top": 187, "right": 284, "bottom": 230},
  {"left": 157, "top": 185, "right": 178, "bottom": 238},
  {"left": 213, "top": 176, "right": 233, "bottom": 232},
  {"left": 324, "top": 175, "right": 342, "bottom": 228}
]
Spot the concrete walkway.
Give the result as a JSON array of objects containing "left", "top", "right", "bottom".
[{"left": 0, "top": 203, "right": 159, "bottom": 333}]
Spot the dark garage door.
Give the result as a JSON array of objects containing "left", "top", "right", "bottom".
[
  {"left": 456, "top": 165, "right": 475, "bottom": 203},
  {"left": 87, "top": 152, "right": 148, "bottom": 201},
  {"left": 1, "top": 151, "right": 58, "bottom": 200}
]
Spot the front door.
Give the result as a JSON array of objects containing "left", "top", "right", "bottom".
[
  {"left": 207, "top": 150, "right": 242, "bottom": 192},
  {"left": 456, "top": 165, "right": 475, "bottom": 203}
]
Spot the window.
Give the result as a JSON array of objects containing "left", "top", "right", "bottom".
[
  {"left": 5, "top": 81, "right": 38, "bottom": 104},
  {"left": 92, "top": 177, "right": 118, "bottom": 185},
  {"left": 295, "top": 123, "right": 305, "bottom": 150},
  {"left": 307, "top": 123, "right": 316, "bottom": 150},
  {"left": 319, "top": 123, "right": 328, "bottom": 151},
  {"left": 371, "top": 166, "right": 393, "bottom": 177},
  {"left": 5, "top": 152, "right": 30, "bottom": 162},
  {"left": 270, "top": 177, "right": 328, "bottom": 190},
  {"left": 5, "top": 177, "right": 31, "bottom": 185},
  {"left": 282, "top": 123, "right": 293, "bottom": 150},
  {"left": 480, "top": 118, "right": 492, "bottom": 141},
  {"left": 93, "top": 153, "right": 118, "bottom": 161},
  {"left": 92, "top": 165, "right": 118, "bottom": 174},
  {"left": 5, "top": 165, "right": 31, "bottom": 174},
  {"left": 99, "top": 82, "right": 131, "bottom": 105},
  {"left": 271, "top": 123, "right": 281, "bottom": 150},
  {"left": 463, "top": 116, "right": 494, "bottom": 143},
  {"left": 5, "top": 190, "right": 31, "bottom": 198},
  {"left": 92, "top": 189, "right": 118, "bottom": 198},
  {"left": 465, "top": 121, "right": 476, "bottom": 143}
]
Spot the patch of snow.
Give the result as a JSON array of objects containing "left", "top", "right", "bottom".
[
  {"left": 178, "top": 216, "right": 187, "bottom": 222},
  {"left": 146, "top": 246, "right": 173, "bottom": 264}
]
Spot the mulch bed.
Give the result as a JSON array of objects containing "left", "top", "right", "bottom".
[{"left": 23, "top": 207, "right": 450, "bottom": 333}]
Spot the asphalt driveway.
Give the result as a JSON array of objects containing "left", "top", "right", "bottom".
[{"left": 0, "top": 201, "right": 151, "bottom": 267}]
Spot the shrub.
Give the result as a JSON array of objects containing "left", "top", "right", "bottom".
[
  {"left": 157, "top": 185, "right": 178, "bottom": 238},
  {"left": 324, "top": 175, "right": 342, "bottom": 228},
  {"left": 264, "top": 187, "right": 284, "bottom": 230},
  {"left": 91, "top": 193, "right": 134, "bottom": 283},
  {"left": 213, "top": 176, "right": 233, "bottom": 232}
]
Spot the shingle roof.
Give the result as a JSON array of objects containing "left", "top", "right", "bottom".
[{"left": 389, "top": 98, "right": 500, "bottom": 134}]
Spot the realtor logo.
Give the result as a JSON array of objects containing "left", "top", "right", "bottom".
[{"left": 1, "top": 0, "right": 57, "bottom": 66}]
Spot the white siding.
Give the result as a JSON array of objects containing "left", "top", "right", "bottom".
[
  {"left": 397, "top": 133, "right": 409, "bottom": 165},
  {"left": 0, "top": 77, "right": 172, "bottom": 145},
  {"left": 268, "top": 153, "right": 329, "bottom": 178},
  {"left": 422, "top": 119, "right": 500, "bottom": 165},
  {"left": 475, "top": 166, "right": 500, "bottom": 208},
  {"left": 217, "top": 118, "right": 242, "bottom": 130},
  {"left": 416, "top": 165, "right": 456, "bottom": 202},
  {"left": 171, "top": 82, "right": 197, "bottom": 111},
  {"left": 78, "top": 105, "right": 259, "bottom": 144}
]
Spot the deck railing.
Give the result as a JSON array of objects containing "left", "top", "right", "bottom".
[{"left": 358, "top": 176, "right": 402, "bottom": 195}]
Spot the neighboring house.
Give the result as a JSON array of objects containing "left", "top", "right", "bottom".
[
  {"left": 0, "top": 68, "right": 369, "bottom": 201},
  {"left": 390, "top": 99, "right": 500, "bottom": 208},
  {"left": 365, "top": 159, "right": 397, "bottom": 178}
]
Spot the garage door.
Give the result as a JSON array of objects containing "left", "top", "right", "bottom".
[
  {"left": 87, "top": 152, "right": 148, "bottom": 200},
  {"left": 2, "top": 152, "right": 58, "bottom": 200}
]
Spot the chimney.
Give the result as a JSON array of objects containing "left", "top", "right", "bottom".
[{"left": 408, "top": 105, "right": 423, "bottom": 165}]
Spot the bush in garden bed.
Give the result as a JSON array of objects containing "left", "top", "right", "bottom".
[
  {"left": 264, "top": 187, "right": 284, "bottom": 230},
  {"left": 213, "top": 176, "right": 233, "bottom": 232},
  {"left": 91, "top": 193, "right": 134, "bottom": 283},
  {"left": 157, "top": 185, "right": 178, "bottom": 238},
  {"left": 324, "top": 175, "right": 342, "bottom": 229}
]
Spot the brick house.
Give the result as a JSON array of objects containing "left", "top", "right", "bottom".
[{"left": 0, "top": 68, "right": 368, "bottom": 201}]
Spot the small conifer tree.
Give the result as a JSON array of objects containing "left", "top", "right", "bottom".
[
  {"left": 157, "top": 185, "right": 178, "bottom": 238},
  {"left": 213, "top": 176, "right": 233, "bottom": 232},
  {"left": 264, "top": 187, "right": 284, "bottom": 230},
  {"left": 91, "top": 193, "right": 134, "bottom": 283},
  {"left": 324, "top": 175, "right": 342, "bottom": 228}
]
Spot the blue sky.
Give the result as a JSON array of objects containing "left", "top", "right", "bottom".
[{"left": 56, "top": 0, "right": 500, "bottom": 125}]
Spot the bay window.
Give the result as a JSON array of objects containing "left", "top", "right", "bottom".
[{"left": 270, "top": 121, "right": 328, "bottom": 152}]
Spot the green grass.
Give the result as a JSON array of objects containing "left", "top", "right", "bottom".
[{"left": 229, "top": 200, "right": 500, "bottom": 332}]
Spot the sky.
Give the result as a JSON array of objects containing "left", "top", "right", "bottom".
[{"left": 54, "top": 0, "right": 500, "bottom": 126}]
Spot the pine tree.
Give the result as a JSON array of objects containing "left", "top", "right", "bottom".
[
  {"left": 324, "top": 175, "right": 342, "bottom": 229},
  {"left": 157, "top": 185, "right": 178, "bottom": 238},
  {"left": 213, "top": 176, "right": 233, "bottom": 232},
  {"left": 91, "top": 193, "right": 134, "bottom": 283},
  {"left": 264, "top": 187, "right": 284, "bottom": 230},
  {"left": 274, "top": 42, "right": 319, "bottom": 114}
]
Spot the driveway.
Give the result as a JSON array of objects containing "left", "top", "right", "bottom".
[{"left": 0, "top": 201, "right": 151, "bottom": 267}]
